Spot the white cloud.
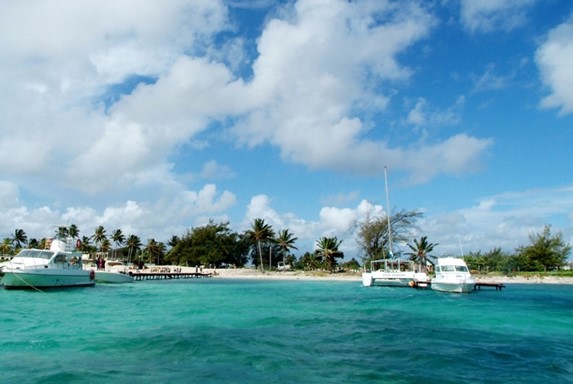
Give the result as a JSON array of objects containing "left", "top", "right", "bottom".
[
  {"left": 406, "top": 97, "right": 463, "bottom": 129},
  {"left": 459, "top": 0, "right": 537, "bottom": 33},
  {"left": 418, "top": 185, "right": 573, "bottom": 256},
  {"left": 472, "top": 65, "right": 511, "bottom": 93},
  {"left": 0, "top": 0, "right": 543, "bottom": 263},
  {"left": 536, "top": 17, "right": 573, "bottom": 115},
  {"left": 227, "top": 0, "right": 489, "bottom": 182},
  {"left": 402, "top": 134, "right": 493, "bottom": 185},
  {"left": 200, "top": 160, "right": 236, "bottom": 180}
]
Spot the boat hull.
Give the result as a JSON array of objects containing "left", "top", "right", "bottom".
[
  {"left": 95, "top": 271, "right": 134, "bottom": 284},
  {"left": 362, "top": 271, "right": 427, "bottom": 287},
  {"left": 2, "top": 269, "right": 95, "bottom": 289},
  {"left": 431, "top": 279, "right": 475, "bottom": 293}
]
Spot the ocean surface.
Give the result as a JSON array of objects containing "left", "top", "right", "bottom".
[{"left": 1, "top": 279, "right": 572, "bottom": 384}]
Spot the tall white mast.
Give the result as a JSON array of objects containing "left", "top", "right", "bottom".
[{"left": 384, "top": 166, "right": 393, "bottom": 257}]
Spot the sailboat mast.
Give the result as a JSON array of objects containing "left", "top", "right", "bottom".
[{"left": 384, "top": 166, "right": 393, "bottom": 257}]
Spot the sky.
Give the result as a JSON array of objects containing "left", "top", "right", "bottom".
[{"left": 1, "top": 0, "right": 572, "bottom": 261}]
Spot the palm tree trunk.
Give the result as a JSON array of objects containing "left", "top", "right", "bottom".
[{"left": 257, "top": 241, "right": 264, "bottom": 272}]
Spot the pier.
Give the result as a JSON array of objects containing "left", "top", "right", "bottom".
[
  {"left": 131, "top": 272, "right": 213, "bottom": 281},
  {"left": 474, "top": 282, "right": 505, "bottom": 291}
]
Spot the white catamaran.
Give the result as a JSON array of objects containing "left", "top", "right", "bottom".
[{"left": 361, "top": 167, "right": 428, "bottom": 288}]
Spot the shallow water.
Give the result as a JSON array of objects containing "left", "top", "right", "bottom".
[{"left": 1, "top": 280, "right": 572, "bottom": 383}]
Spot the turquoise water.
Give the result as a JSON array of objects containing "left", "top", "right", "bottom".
[{"left": 1, "top": 280, "right": 572, "bottom": 384}]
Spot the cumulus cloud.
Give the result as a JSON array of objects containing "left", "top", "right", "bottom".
[
  {"left": 0, "top": 0, "right": 502, "bottom": 253},
  {"left": 536, "top": 17, "right": 573, "bottom": 115},
  {"left": 459, "top": 0, "right": 537, "bottom": 33},
  {"left": 418, "top": 185, "right": 573, "bottom": 255},
  {"left": 225, "top": 0, "right": 489, "bottom": 181}
]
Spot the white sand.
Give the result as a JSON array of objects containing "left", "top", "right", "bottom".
[{"left": 171, "top": 267, "right": 573, "bottom": 284}]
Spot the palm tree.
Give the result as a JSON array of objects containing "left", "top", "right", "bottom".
[
  {"left": 276, "top": 229, "right": 298, "bottom": 267},
  {"left": 167, "top": 235, "right": 180, "bottom": 248},
  {"left": 1, "top": 238, "right": 12, "bottom": 256},
  {"left": 100, "top": 238, "right": 111, "bottom": 254},
  {"left": 143, "top": 239, "right": 159, "bottom": 263},
  {"left": 79, "top": 236, "right": 93, "bottom": 253},
  {"left": 11, "top": 229, "right": 28, "bottom": 251},
  {"left": 110, "top": 229, "right": 126, "bottom": 260},
  {"left": 28, "top": 238, "right": 40, "bottom": 249},
  {"left": 69, "top": 224, "right": 80, "bottom": 240},
  {"left": 406, "top": 236, "right": 438, "bottom": 273},
  {"left": 126, "top": 234, "right": 142, "bottom": 264},
  {"left": 246, "top": 218, "right": 273, "bottom": 272},
  {"left": 299, "top": 252, "right": 321, "bottom": 271},
  {"left": 316, "top": 236, "right": 344, "bottom": 272},
  {"left": 92, "top": 225, "right": 107, "bottom": 252}
]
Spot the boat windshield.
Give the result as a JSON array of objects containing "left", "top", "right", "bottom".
[
  {"left": 439, "top": 265, "right": 469, "bottom": 272},
  {"left": 16, "top": 249, "right": 55, "bottom": 260}
]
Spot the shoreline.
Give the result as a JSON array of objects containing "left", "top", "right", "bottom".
[{"left": 170, "top": 267, "right": 573, "bottom": 284}]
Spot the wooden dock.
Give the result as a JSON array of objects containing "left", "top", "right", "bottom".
[
  {"left": 474, "top": 282, "right": 505, "bottom": 291},
  {"left": 131, "top": 272, "right": 212, "bottom": 281}
]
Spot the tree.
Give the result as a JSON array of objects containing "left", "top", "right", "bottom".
[
  {"left": 126, "top": 234, "right": 142, "bottom": 264},
  {"left": 167, "top": 235, "right": 180, "bottom": 248},
  {"left": 515, "top": 225, "right": 571, "bottom": 271},
  {"left": 276, "top": 229, "right": 298, "bottom": 267},
  {"left": 406, "top": 236, "right": 438, "bottom": 273},
  {"left": 465, "top": 248, "right": 512, "bottom": 273},
  {"left": 28, "top": 238, "right": 40, "bottom": 249},
  {"left": 316, "top": 236, "right": 344, "bottom": 272},
  {"left": 11, "top": 229, "right": 28, "bottom": 250},
  {"left": 167, "top": 221, "right": 250, "bottom": 268},
  {"left": 246, "top": 218, "right": 274, "bottom": 272},
  {"left": 69, "top": 224, "right": 80, "bottom": 240},
  {"left": 93, "top": 225, "right": 107, "bottom": 252},
  {"left": 79, "top": 236, "right": 94, "bottom": 253},
  {"left": 110, "top": 229, "right": 126, "bottom": 260},
  {"left": 100, "top": 238, "right": 111, "bottom": 254},
  {"left": 144, "top": 238, "right": 163, "bottom": 264},
  {"left": 356, "top": 208, "right": 423, "bottom": 266},
  {"left": 1, "top": 238, "right": 12, "bottom": 256},
  {"left": 297, "top": 251, "right": 321, "bottom": 271}
]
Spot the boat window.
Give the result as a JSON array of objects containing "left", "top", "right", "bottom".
[
  {"left": 455, "top": 265, "right": 468, "bottom": 272},
  {"left": 441, "top": 265, "right": 455, "bottom": 272},
  {"left": 16, "top": 249, "right": 55, "bottom": 260}
]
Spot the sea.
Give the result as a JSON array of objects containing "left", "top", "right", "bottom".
[{"left": 1, "top": 279, "right": 572, "bottom": 384}]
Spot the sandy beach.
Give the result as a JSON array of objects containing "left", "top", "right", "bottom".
[{"left": 176, "top": 267, "right": 573, "bottom": 284}]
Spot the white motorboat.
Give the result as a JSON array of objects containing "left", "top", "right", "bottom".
[
  {"left": 90, "top": 261, "right": 134, "bottom": 284},
  {"left": 362, "top": 259, "right": 428, "bottom": 287},
  {"left": 1, "top": 229, "right": 95, "bottom": 289},
  {"left": 94, "top": 270, "right": 134, "bottom": 284},
  {"left": 431, "top": 257, "right": 475, "bottom": 293}
]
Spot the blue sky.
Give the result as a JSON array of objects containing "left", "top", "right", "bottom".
[{"left": 1, "top": 0, "right": 572, "bottom": 260}]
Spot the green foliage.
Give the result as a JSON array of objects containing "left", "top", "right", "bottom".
[
  {"left": 341, "top": 257, "right": 361, "bottom": 271},
  {"left": 465, "top": 248, "right": 513, "bottom": 273},
  {"left": 356, "top": 208, "right": 423, "bottom": 266},
  {"left": 406, "top": 236, "right": 438, "bottom": 272},
  {"left": 11, "top": 228, "right": 28, "bottom": 250},
  {"left": 315, "top": 236, "right": 344, "bottom": 272},
  {"left": 515, "top": 225, "right": 571, "bottom": 271},
  {"left": 245, "top": 218, "right": 274, "bottom": 271},
  {"left": 167, "top": 221, "right": 250, "bottom": 268},
  {"left": 297, "top": 251, "right": 321, "bottom": 271}
]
